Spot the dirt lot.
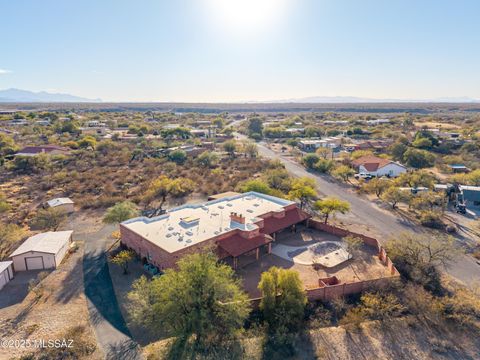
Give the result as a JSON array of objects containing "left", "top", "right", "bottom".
[
  {"left": 414, "top": 121, "right": 461, "bottom": 130},
  {"left": 0, "top": 240, "right": 101, "bottom": 359},
  {"left": 237, "top": 228, "right": 390, "bottom": 298}
]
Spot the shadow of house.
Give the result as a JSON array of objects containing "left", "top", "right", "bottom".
[
  {"left": 83, "top": 251, "right": 132, "bottom": 339},
  {"left": 0, "top": 270, "right": 45, "bottom": 310}
]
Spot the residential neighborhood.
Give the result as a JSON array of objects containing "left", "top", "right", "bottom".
[{"left": 2, "top": 0, "right": 480, "bottom": 359}]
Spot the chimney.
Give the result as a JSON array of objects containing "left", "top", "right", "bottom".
[{"left": 230, "top": 212, "right": 245, "bottom": 224}]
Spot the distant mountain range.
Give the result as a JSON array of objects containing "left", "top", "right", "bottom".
[
  {"left": 0, "top": 88, "right": 101, "bottom": 102},
  {"left": 256, "top": 96, "right": 480, "bottom": 104}
]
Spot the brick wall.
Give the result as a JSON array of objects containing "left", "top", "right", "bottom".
[{"left": 308, "top": 220, "right": 399, "bottom": 276}]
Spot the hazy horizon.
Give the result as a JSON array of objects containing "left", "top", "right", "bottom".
[{"left": 1, "top": 0, "right": 480, "bottom": 102}]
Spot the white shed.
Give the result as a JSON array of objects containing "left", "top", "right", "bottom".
[
  {"left": 0, "top": 261, "right": 14, "bottom": 290},
  {"left": 47, "top": 198, "right": 75, "bottom": 214},
  {"left": 10, "top": 231, "right": 73, "bottom": 271}
]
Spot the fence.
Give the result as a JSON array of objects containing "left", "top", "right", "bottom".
[{"left": 246, "top": 219, "right": 401, "bottom": 306}]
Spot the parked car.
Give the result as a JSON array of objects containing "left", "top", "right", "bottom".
[{"left": 354, "top": 173, "right": 373, "bottom": 180}]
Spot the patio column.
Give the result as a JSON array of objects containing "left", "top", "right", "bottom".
[
  {"left": 267, "top": 243, "right": 272, "bottom": 254},
  {"left": 233, "top": 257, "right": 238, "bottom": 269},
  {"left": 256, "top": 247, "right": 260, "bottom": 260}
]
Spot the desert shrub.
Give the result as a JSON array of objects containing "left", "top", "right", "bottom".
[{"left": 418, "top": 210, "right": 444, "bottom": 229}]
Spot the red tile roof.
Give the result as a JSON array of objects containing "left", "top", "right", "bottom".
[
  {"left": 260, "top": 207, "right": 311, "bottom": 235},
  {"left": 351, "top": 155, "right": 392, "bottom": 171},
  {"left": 218, "top": 233, "right": 271, "bottom": 258}
]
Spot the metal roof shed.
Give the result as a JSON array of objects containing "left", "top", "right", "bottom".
[{"left": 9, "top": 231, "right": 73, "bottom": 271}]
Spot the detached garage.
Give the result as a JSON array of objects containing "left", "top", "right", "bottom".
[
  {"left": 10, "top": 231, "right": 73, "bottom": 272},
  {"left": 0, "top": 261, "right": 14, "bottom": 290}
]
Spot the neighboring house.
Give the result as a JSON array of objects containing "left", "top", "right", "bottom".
[
  {"left": 47, "top": 197, "right": 75, "bottom": 214},
  {"left": 352, "top": 155, "right": 407, "bottom": 177},
  {"left": 458, "top": 185, "right": 480, "bottom": 208},
  {"left": 35, "top": 119, "right": 51, "bottom": 126},
  {"left": 448, "top": 164, "right": 470, "bottom": 173},
  {"left": 298, "top": 137, "right": 342, "bottom": 151},
  {"left": 190, "top": 128, "right": 216, "bottom": 138},
  {"left": 345, "top": 139, "right": 393, "bottom": 152},
  {"left": 80, "top": 126, "right": 108, "bottom": 135},
  {"left": 365, "top": 119, "right": 391, "bottom": 126},
  {"left": 8, "top": 119, "right": 28, "bottom": 126},
  {"left": 0, "top": 261, "right": 14, "bottom": 291},
  {"left": 15, "top": 145, "right": 70, "bottom": 157},
  {"left": 9, "top": 231, "right": 73, "bottom": 271},
  {"left": 120, "top": 192, "right": 310, "bottom": 270}
]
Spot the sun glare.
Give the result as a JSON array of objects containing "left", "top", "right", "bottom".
[{"left": 205, "top": 0, "right": 291, "bottom": 36}]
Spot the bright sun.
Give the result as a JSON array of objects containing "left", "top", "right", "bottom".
[{"left": 205, "top": 0, "right": 291, "bottom": 36}]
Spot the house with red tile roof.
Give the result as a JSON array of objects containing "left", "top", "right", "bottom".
[
  {"left": 351, "top": 155, "right": 406, "bottom": 178},
  {"left": 120, "top": 192, "right": 311, "bottom": 270}
]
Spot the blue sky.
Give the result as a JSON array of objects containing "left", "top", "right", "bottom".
[{"left": 0, "top": 0, "right": 479, "bottom": 102}]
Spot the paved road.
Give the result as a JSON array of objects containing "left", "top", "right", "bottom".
[
  {"left": 236, "top": 133, "right": 480, "bottom": 286},
  {"left": 80, "top": 224, "right": 143, "bottom": 360}
]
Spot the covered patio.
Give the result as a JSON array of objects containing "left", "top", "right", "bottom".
[{"left": 218, "top": 234, "right": 273, "bottom": 269}]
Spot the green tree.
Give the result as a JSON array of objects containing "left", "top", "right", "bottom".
[
  {"left": 243, "top": 141, "right": 258, "bottom": 158},
  {"left": 111, "top": 250, "right": 135, "bottom": 274},
  {"left": 247, "top": 117, "right": 263, "bottom": 138},
  {"left": 103, "top": 201, "right": 139, "bottom": 223},
  {"left": 128, "top": 253, "right": 250, "bottom": 351},
  {"left": 0, "top": 133, "right": 18, "bottom": 162},
  {"left": 78, "top": 135, "right": 97, "bottom": 149},
  {"left": 381, "top": 186, "right": 409, "bottom": 209},
  {"left": 302, "top": 154, "right": 320, "bottom": 169},
  {"left": 223, "top": 140, "right": 237, "bottom": 158},
  {"left": 287, "top": 177, "right": 317, "bottom": 209},
  {"left": 390, "top": 141, "right": 408, "bottom": 161},
  {"left": 237, "top": 179, "right": 274, "bottom": 195},
  {"left": 403, "top": 148, "right": 435, "bottom": 168},
  {"left": 363, "top": 177, "right": 390, "bottom": 197},
  {"left": 144, "top": 176, "right": 196, "bottom": 215},
  {"left": 315, "top": 147, "right": 331, "bottom": 159},
  {"left": 314, "top": 197, "right": 350, "bottom": 224},
  {"left": 314, "top": 158, "right": 334, "bottom": 173},
  {"left": 168, "top": 149, "right": 187, "bottom": 165},
  {"left": 343, "top": 235, "right": 363, "bottom": 259},
  {"left": 196, "top": 151, "right": 219, "bottom": 168},
  {"left": 412, "top": 137, "right": 433, "bottom": 149},
  {"left": 32, "top": 208, "right": 66, "bottom": 231},
  {"left": 258, "top": 267, "right": 307, "bottom": 350},
  {"left": 0, "top": 223, "right": 27, "bottom": 258},
  {"left": 332, "top": 165, "right": 355, "bottom": 183}
]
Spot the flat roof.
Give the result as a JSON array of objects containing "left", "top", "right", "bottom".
[
  {"left": 10, "top": 231, "right": 73, "bottom": 257},
  {"left": 0, "top": 261, "right": 12, "bottom": 273},
  {"left": 122, "top": 192, "right": 294, "bottom": 253},
  {"left": 47, "top": 197, "right": 74, "bottom": 207}
]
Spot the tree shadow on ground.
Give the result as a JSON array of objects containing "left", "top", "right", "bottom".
[
  {"left": 165, "top": 336, "right": 245, "bottom": 360},
  {"left": 261, "top": 328, "right": 317, "bottom": 360}
]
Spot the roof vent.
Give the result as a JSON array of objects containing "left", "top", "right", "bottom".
[
  {"left": 218, "top": 205, "right": 225, "bottom": 209},
  {"left": 166, "top": 233, "right": 172, "bottom": 238},
  {"left": 186, "top": 231, "right": 193, "bottom": 236},
  {"left": 247, "top": 209, "right": 254, "bottom": 213},
  {"left": 186, "top": 239, "right": 192, "bottom": 243}
]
